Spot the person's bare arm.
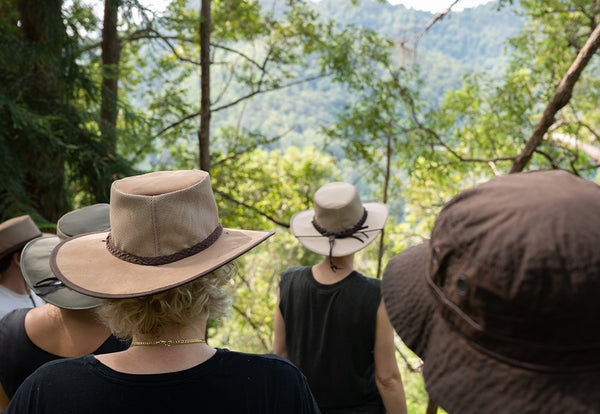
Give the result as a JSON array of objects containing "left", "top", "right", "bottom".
[
  {"left": 273, "top": 287, "right": 287, "bottom": 358},
  {"left": 374, "top": 300, "right": 407, "bottom": 414}
]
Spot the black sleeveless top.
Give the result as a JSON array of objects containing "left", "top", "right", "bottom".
[
  {"left": 279, "top": 266, "right": 384, "bottom": 413},
  {"left": 0, "top": 307, "right": 130, "bottom": 398}
]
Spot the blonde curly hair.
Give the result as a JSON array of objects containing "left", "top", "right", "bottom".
[{"left": 98, "top": 262, "right": 236, "bottom": 339}]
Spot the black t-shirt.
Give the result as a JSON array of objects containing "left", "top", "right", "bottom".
[
  {"left": 6, "top": 349, "right": 320, "bottom": 414},
  {"left": 0, "top": 307, "right": 129, "bottom": 398},
  {"left": 279, "top": 266, "right": 383, "bottom": 413}
]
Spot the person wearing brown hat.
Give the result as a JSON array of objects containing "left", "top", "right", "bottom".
[
  {"left": 381, "top": 170, "right": 600, "bottom": 414},
  {"left": 6, "top": 170, "right": 319, "bottom": 414},
  {"left": 0, "top": 204, "right": 130, "bottom": 412},
  {"left": 0, "top": 215, "right": 45, "bottom": 319},
  {"left": 274, "top": 182, "right": 407, "bottom": 414}
]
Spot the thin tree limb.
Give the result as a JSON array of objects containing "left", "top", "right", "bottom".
[
  {"left": 376, "top": 119, "right": 392, "bottom": 280},
  {"left": 214, "top": 189, "right": 290, "bottom": 228},
  {"left": 153, "top": 73, "right": 328, "bottom": 138},
  {"left": 510, "top": 22, "right": 600, "bottom": 173},
  {"left": 397, "top": 0, "right": 458, "bottom": 49},
  {"left": 231, "top": 304, "right": 270, "bottom": 351}
]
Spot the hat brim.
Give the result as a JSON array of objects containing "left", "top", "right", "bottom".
[
  {"left": 290, "top": 202, "right": 388, "bottom": 256},
  {"left": 51, "top": 228, "right": 274, "bottom": 299},
  {"left": 381, "top": 242, "right": 600, "bottom": 413},
  {"left": 21, "top": 236, "right": 100, "bottom": 310},
  {"left": 382, "top": 242, "right": 434, "bottom": 357}
]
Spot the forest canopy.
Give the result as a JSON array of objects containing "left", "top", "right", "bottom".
[{"left": 1, "top": 0, "right": 599, "bottom": 410}]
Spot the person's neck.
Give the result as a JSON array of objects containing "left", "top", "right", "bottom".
[
  {"left": 132, "top": 323, "right": 209, "bottom": 347},
  {"left": 312, "top": 255, "right": 355, "bottom": 285},
  {"left": 96, "top": 321, "right": 215, "bottom": 374},
  {"left": 0, "top": 262, "right": 30, "bottom": 295}
]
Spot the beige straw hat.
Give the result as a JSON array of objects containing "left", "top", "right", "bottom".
[
  {"left": 50, "top": 170, "right": 274, "bottom": 298},
  {"left": 290, "top": 182, "right": 388, "bottom": 258}
]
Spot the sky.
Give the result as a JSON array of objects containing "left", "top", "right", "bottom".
[{"left": 389, "top": 0, "right": 494, "bottom": 13}]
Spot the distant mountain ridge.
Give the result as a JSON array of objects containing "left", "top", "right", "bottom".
[
  {"left": 316, "top": 0, "right": 524, "bottom": 89},
  {"left": 213, "top": 0, "right": 525, "bottom": 148}
]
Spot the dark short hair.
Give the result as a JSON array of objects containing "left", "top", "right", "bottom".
[{"left": 0, "top": 252, "right": 14, "bottom": 274}]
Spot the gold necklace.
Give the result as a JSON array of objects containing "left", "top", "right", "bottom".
[{"left": 130, "top": 338, "right": 206, "bottom": 347}]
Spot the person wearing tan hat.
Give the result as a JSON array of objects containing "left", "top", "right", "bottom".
[
  {"left": 0, "top": 204, "right": 130, "bottom": 412},
  {"left": 382, "top": 170, "right": 600, "bottom": 414},
  {"left": 0, "top": 215, "right": 45, "bottom": 319},
  {"left": 6, "top": 170, "right": 319, "bottom": 414},
  {"left": 274, "top": 182, "right": 407, "bottom": 414}
]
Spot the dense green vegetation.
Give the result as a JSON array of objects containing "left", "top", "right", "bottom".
[{"left": 1, "top": 0, "right": 599, "bottom": 411}]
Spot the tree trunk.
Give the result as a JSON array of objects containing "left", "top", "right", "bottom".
[
  {"left": 17, "top": 0, "right": 67, "bottom": 222},
  {"left": 376, "top": 120, "right": 392, "bottom": 279},
  {"left": 510, "top": 22, "right": 600, "bottom": 173},
  {"left": 425, "top": 397, "right": 438, "bottom": 414},
  {"left": 100, "top": 0, "right": 121, "bottom": 152},
  {"left": 198, "top": 0, "right": 211, "bottom": 172}
]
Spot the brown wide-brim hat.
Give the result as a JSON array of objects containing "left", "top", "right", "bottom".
[
  {"left": 50, "top": 170, "right": 274, "bottom": 299},
  {"left": 291, "top": 182, "right": 388, "bottom": 256},
  {"left": 0, "top": 215, "right": 42, "bottom": 260},
  {"left": 382, "top": 170, "right": 600, "bottom": 414}
]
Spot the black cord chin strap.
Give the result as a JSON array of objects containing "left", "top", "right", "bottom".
[
  {"left": 311, "top": 208, "right": 369, "bottom": 271},
  {"left": 32, "top": 276, "right": 65, "bottom": 296}
]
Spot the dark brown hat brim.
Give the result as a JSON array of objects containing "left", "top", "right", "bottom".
[
  {"left": 422, "top": 310, "right": 600, "bottom": 414},
  {"left": 382, "top": 241, "right": 434, "bottom": 358},
  {"left": 382, "top": 241, "right": 600, "bottom": 414}
]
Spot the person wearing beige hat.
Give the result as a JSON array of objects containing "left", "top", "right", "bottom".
[
  {"left": 6, "top": 170, "right": 319, "bottom": 414},
  {"left": 0, "top": 204, "right": 129, "bottom": 412},
  {"left": 274, "top": 182, "right": 407, "bottom": 414},
  {"left": 0, "top": 215, "right": 45, "bottom": 319}
]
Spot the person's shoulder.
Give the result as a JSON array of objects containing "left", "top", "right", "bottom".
[
  {"left": 351, "top": 271, "right": 382, "bottom": 288},
  {"left": 282, "top": 266, "right": 309, "bottom": 277},
  {"left": 32, "top": 355, "right": 96, "bottom": 376},
  {"left": 281, "top": 266, "right": 311, "bottom": 282},
  {"left": 0, "top": 307, "right": 28, "bottom": 337},
  {"left": 215, "top": 350, "right": 319, "bottom": 413},
  {"left": 0, "top": 307, "right": 28, "bottom": 325},
  {"left": 217, "top": 349, "right": 306, "bottom": 378},
  {"left": 218, "top": 348, "right": 297, "bottom": 368}
]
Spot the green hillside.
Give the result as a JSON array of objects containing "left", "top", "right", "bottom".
[{"left": 211, "top": 0, "right": 525, "bottom": 149}]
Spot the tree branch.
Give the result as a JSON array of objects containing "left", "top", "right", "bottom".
[
  {"left": 389, "top": 68, "right": 517, "bottom": 164},
  {"left": 510, "top": 22, "right": 600, "bottom": 173},
  {"left": 214, "top": 189, "right": 290, "bottom": 228},
  {"left": 231, "top": 304, "right": 270, "bottom": 351},
  {"left": 397, "top": 0, "right": 458, "bottom": 49},
  {"left": 212, "top": 131, "right": 289, "bottom": 168},
  {"left": 552, "top": 133, "right": 600, "bottom": 164},
  {"left": 153, "top": 73, "right": 328, "bottom": 138},
  {"left": 212, "top": 42, "right": 266, "bottom": 71}
]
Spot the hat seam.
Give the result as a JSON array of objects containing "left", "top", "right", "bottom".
[{"left": 151, "top": 196, "right": 159, "bottom": 256}]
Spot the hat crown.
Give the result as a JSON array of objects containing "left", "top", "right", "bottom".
[
  {"left": 110, "top": 170, "right": 219, "bottom": 258},
  {"left": 57, "top": 204, "right": 110, "bottom": 240},
  {"left": 429, "top": 170, "right": 600, "bottom": 369},
  {"left": 313, "top": 182, "right": 364, "bottom": 234},
  {"left": 0, "top": 215, "right": 42, "bottom": 260}
]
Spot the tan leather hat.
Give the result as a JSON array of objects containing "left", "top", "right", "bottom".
[{"left": 50, "top": 170, "right": 274, "bottom": 298}]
